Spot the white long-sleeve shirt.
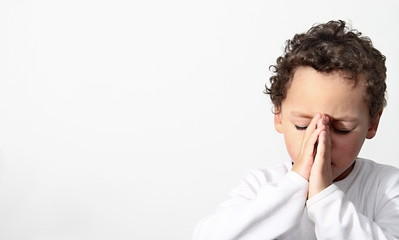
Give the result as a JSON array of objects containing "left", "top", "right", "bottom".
[{"left": 193, "top": 158, "right": 399, "bottom": 240}]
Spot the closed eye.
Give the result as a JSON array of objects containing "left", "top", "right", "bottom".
[
  {"left": 295, "top": 125, "right": 307, "bottom": 131},
  {"left": 295, "top": 125, "right": 352, "bottom": 134},
  {"left": 333, "top": 128, "right": 351, "bottom": 135}
]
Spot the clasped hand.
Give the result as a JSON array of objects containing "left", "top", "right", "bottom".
[{"left": 292, "top": 113, "right": 333, "bottom": 199}]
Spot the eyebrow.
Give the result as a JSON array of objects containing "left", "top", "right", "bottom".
[{"left": 290, "top": 111, "right": 359, "bottom": 122}]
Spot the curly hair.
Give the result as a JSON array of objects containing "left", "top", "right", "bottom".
[{"left": 265, "top": 20, "right": 387, "bottom": 118}]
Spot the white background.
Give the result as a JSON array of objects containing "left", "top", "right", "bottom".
[{"left": 0, "top": 0, "right": 398, "bottom": 239}]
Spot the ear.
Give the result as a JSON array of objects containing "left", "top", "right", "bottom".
[
  {"left": 366, "top": 111, "right": 382, "bottom": 139},
  {"left": 274, "top": 111, "right": 283, "bottom": 134}
]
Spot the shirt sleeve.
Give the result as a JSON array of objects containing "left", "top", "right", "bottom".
[
  {"left": 306, "top": 172, "right": 399, "bottom": 240},
  {"left": 192, "top": 170, "right": 309, "bottom": 240}
]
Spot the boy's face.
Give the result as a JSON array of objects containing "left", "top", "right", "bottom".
[{"left": 274, "top": 67, "right": 381, "bottom": 181}]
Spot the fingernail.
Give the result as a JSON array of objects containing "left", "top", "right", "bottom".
[{"left": 323, "top": 116, "right": 329, "bottom": 124}]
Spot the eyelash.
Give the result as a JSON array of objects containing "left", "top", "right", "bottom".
[
  {"left": 295, "top": 125, "right": 307, "bottom": 131},
  {"left": 294, "top": 125, "right": 351, "bottom": 135}
]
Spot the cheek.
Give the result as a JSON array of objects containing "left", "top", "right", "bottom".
[
  {"left": 332, "top": 133, "right": 366, "bottom": 161},
  {"left": 283, "top": 130, "right": 304, "bottom": 162}
]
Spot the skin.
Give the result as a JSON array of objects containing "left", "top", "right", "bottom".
[{"left": 274, "top": 67, "right": 382, "bottom": 198}]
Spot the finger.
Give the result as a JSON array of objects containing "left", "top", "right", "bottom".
[
  {"left": 299, "top": 113, "right": 322, "bottom": 151},
  {"left": 304, "top": 113, "right": 322, "bottom": 139},
  {"left": 317, "top": 115, "right": 324, "bottom": 129},
  {"left": 308, "top": 130, "right": 333, "bottom": 198},
  {"left": 314, "top": 129, "right": 332, "bottom": 169},
  {"left": 323, "top": 115, "right": 330, "bottom": 126},
  {"left": 301, "top": 123, "right": 326, "bottom": 158},
  {"left": 324, "top": 116, "right": 331, "bottom": 145},
  {"left": 321, "top": 115, "right": 331, "bottom": 156},
  {"left": 314, "top": 131, "right": 327, "bottom": 165}
]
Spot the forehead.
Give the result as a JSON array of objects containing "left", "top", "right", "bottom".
[
  {"left": 283, "top": 67, "right": 368, "bottom": 117},
  {"left": 290, "top": 66, "right": 361, "bottom": 87}
]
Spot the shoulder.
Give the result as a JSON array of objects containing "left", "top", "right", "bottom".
[
  {"left": 355, "top": 158, "right": 399, "bottom": 188},
  {"left": 357, "top": 158, "right": 399, "bottom": 177},
  {"left": 227, "top": 162, "right": 292, "bottom": 200},
  {"left": 244, "top": 161, "right": 292, "bottom": 186},
  {"left": 357, "top": 159, "right": 399, "bottom": 221}
]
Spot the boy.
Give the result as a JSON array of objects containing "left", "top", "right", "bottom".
[{"left": 192, "top": 20, "right": 399, "bottom": 239}]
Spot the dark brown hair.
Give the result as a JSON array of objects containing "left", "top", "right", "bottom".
[{"left": 265, "top": 20, "right": 387, "bottom": 118}]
